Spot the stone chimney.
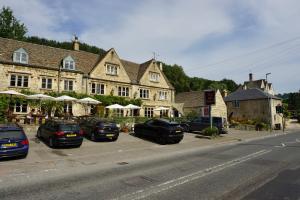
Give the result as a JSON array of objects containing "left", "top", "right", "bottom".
[
  {"left": 72, "top": 35, "right": 79, "bottom": 51},
  {"left": 159, "top": 62, "right": 163, "bottom": 71},
  {"left": 249, "top": 73, "right": 253, "bottom": 81}
]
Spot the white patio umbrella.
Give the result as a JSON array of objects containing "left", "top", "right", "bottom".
[
  {"left": 27, "top": 94, "right": 55, "bottom": 112},
  {"left": 154, "top": 106, "right": 169, "bottom": 111},
  {"left": 77, "top": 97, "right": 101, "bottom": 105},
  {"left": 0, "top": 90, "right": 27, "bottom": 121},
  {"left": 77, "top": 97, "right": 101, "bottom": 115},
  {"left": 105, "top": 104, "right": 124, "bottom": 117},
  {"left": 124, "top": 104, "right": 141, "bottom": 117},
  {"left": 55, "top": 95, "right": 77, "bottom": 102},
  {"left": 27, "top": 94, "right": 55, "bottom": 101},
  {"left": 0, "top": 90, "right": 27, "bottom": 98},
  {"left": 55, "top": 95, "right": 77, "bottom": 118},
  {"left": 105, "top": 104, "right": 124, "bottom": 109}
]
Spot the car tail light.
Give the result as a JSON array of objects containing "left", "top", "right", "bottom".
[
  {"left": 79, "top": 129, "right": 84, "bottom": 136},
  {"left": 21, "top": 139, "right": 29, "bottom": 145},
  {"left": 55, "top": 131, "right": 65, "bottom": 136}
]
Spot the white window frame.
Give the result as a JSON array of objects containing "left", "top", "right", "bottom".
[
  {"left": 64, "top": 80, "right": 74, "bottom": 91},
  {"left": 91, "top": 83, "right": 105, "bottom": 95},
  {"left": 10, "top": 74, "right": 29, "bottom": 88},
  {"left": 139, "top": 89, "right": 149, "bottom": 99},
  {"left": 14, "top": 102, "right": 28, "bottom": 113},
  {"left": 118, "top": 86, "right": 129, "bottom": 97},
  {"left": 63, "top": 103, "right": 73, "bottom": 113},
  {"left": 233, "top": 100, "right": 240, "bottom": 108},
  {"left": 41, "top": 77, "right": 52, "bottom": 89},
  {"left": 149, "top": 72, "right": 160, "bottom": 82},
  {"left": 144, "top": 107, "right": 154, "bottom": 118},
  {"left": 106, "top": 64, "right": 118, "bottom": 75},
  {"left": 62, "top": 56, "right": 75, "bottom": 70},
  {"left": 13, "top": 48, "right": 28, "bottom": 64},
  {"left": 159, "top": 91, "right": 168, "bottom": 100}
]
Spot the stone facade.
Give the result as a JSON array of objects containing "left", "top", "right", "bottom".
[
  {"left": 175, "top": 90, "right": 227, "bottom": 119},
  {"left": 0, "top": 37, "right": 175, "bottom": 117}
]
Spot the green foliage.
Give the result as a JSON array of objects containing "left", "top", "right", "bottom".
[
  {"left": 162, "top": 63, "right": 239, "bottom": 94},
  {"left": 202, "top": 126, "right": 219, "bottom": 137},
  {"left": 24, "top": 36, "right": 106, "bottom": 55},
  {"left": 0, "top": 6, "right": 27, "bottom": 39},
  {"left": 0, "top": 96, "right": 8, "bottom": 122},
  {"left": 255, "top": 122, "right": 268, "bottom": 131},
  {"left": 186, "top": 111, "right": 198, "bottom": 120}
]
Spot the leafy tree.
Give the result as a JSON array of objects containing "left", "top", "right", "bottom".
[{"left": 0, "top": 6, "right": 27, "bottom": 39}]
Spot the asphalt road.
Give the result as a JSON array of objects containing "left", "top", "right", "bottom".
[{"left": 1, "top": 131, "right": 300, "bottom": 200}]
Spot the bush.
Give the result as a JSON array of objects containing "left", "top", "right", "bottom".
[
  {"left": 255, "top": 122, "right": 268, "bottom": 131},
  {"left": 202, "top": 126, "right": 219, "bottom": 137}
]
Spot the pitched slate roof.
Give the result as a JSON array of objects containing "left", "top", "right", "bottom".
[
  {"left": 224, "top": 88, "right": 281, "bottom": 102},
  {"left": 0, "top": 37, "right": 101, "bottom": 73},
  {"left": 175, "top": 91, "right": 205, "bottom": 107},
  {"left": 0, "top": 37, "right": 174, "bottom": 89}
]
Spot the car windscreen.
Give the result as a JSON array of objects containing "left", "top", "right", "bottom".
[
  {"left": 0, "top": 130, "right": 24, "bottom": 140},
  {"left": 59, "top": 124, "right": 80, "bottom": 131},
  {"left": 97, "top": 121, "right": 117, "bottom": 127}
]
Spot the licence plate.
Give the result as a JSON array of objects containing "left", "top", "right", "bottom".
[
  {"left": 2, "top": 143, "right": 17, "bottom": 147},
  {"left": 106, "top": 134, "right": 114, "bottom": 137},
  {"left": 66, "top": 134, "right": 77, "bottom": 137}
]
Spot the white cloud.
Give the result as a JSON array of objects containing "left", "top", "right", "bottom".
[{"left": 1, "top": 0, "right": 299, "bottom": 92}]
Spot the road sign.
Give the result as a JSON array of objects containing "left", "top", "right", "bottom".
[{"left": 204, "top": 90, "right": 216, "bottom": 106}]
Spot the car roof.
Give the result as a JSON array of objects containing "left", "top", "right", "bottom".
[
  {"left": 153, "top": 119, "right": 179, "bottom": 124},
  {"left": 48, "top": 119, "right": 78, "bottom": 125},
  {"left": 0, "top": 123, "right": 22, "bottom": 131}
]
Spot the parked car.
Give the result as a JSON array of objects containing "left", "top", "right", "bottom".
[
  {"left": 134, "top": 119, "right": 184, "bottom": 144},
  {"left": 0, "top": 123, "right": 29, "bottom": 159},
  {"left": 79, "top": 117, "right": 119, "bottom": 141},
  {"left": 37, "top": 119, "right": 83, "bottom": 148},
  {"left": 181, "top": 117, "right": 228, "bottom": 134}
]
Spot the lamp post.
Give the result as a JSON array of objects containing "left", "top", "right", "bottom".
[{"left": 266, "top": 73, "right": 272, "bottom": 131}]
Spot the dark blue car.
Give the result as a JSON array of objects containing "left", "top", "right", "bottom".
[{"left": 0, "top": 123, "right": 29, "bottom": 159}]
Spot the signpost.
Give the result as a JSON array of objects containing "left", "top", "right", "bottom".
[{"left": 204, "top": 90, "right": 216, "bottom": 129}]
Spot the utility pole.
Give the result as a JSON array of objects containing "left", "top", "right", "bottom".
[{"left": 266, "top": 73, "right": 272, "bottom": 132}]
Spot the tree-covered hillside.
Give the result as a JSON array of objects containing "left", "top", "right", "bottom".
[{"left": 162, "top": 63, "right": 239, "bottom": 93}]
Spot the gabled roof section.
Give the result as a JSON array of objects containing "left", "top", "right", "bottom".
[
  {"left": 175, "top": 91, "right": 204, "bottom": 107},
  {"left": 0, "top": 37, "right": 101, "bottom": 74},
  {"left": 224, "top": 88, "right": 281, "bottom": 102}
]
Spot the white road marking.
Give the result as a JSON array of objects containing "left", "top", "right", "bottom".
[{"left": 113, "top": 149, "right": 272, "bottom": 200}]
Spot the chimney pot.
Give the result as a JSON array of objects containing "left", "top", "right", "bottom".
[
  {"left": 73, "top": 35, "right": 79, "bottom": 51},
  {"left": 249, "top": 73, "right": 253, "bottom": 81}
]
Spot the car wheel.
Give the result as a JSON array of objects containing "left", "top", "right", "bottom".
[
  {"left": 91, "top": 133, "right": 96, "bottom": 141},
  {"left": 157, "top": 137, "right": 167, "bottom": 145},
  {"left": 36, "top": 129, "right": 42, "bottom": 139},
  {"left": 173, "top": 139, "right": 182, "bottom": 144},
  {"left": 20, "top": 153, "right": 28, "bottom": 159},
  {"left": 111, "top": 137, "right": 118, "bottom": 142},
  {"left": 49, "top": 137, "right": 55, "bottom": 148},
  {"left": 74, "top": 144, "right": 82, "bottom": 148}
]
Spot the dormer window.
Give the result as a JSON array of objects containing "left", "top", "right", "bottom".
[
  {"left": 62, "top": 56, "right": 75, "bottom": 70},
  {"left": 13, "top": 48, "right": 28, "bottom": 64},
  {"left": 149, "top": 72, "right": 160, "bottom": 82},
  {"left": 106, "top": 64, "right": 118, "bottom": 75}
]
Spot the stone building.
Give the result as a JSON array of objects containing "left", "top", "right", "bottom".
[
  {"left": 239, "top": 73, "right": 275, "bottom": 95},
  {"left": 224, "top": 88, "right": 283, "bottom": 129},
  {"left": 0, "top": 37, "right": 175, "bottom": 117},
  {"left": 175, "top": 90, "right": 227, "bottom": 119}
]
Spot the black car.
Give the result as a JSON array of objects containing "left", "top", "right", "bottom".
[
  {"left": 134, "top": 119, "right": 184, "bottom": 144},
  {"left": 0, "top": 123, "right": 29, "bottom": 159},
  {"left": 37, "top": 120, "right": 84, "bottom": 148},
  {"left": 79, "top": 117, "right": 119, "bottom": 141},
  {"left": 181, "top": 117, "right": 228, "bottom": 134}
]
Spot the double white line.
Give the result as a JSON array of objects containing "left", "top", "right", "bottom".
[{"left": 114, "top": 149, "right": 272, "bottom": 200}]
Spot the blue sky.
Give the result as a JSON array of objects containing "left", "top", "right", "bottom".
[{"left": 1, "top": 0, "right": 300, "bottom": 93}]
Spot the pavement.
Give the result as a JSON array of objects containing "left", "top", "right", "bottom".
[{"left": 0, "top": 122, "right": 299, "bottom": 199}]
